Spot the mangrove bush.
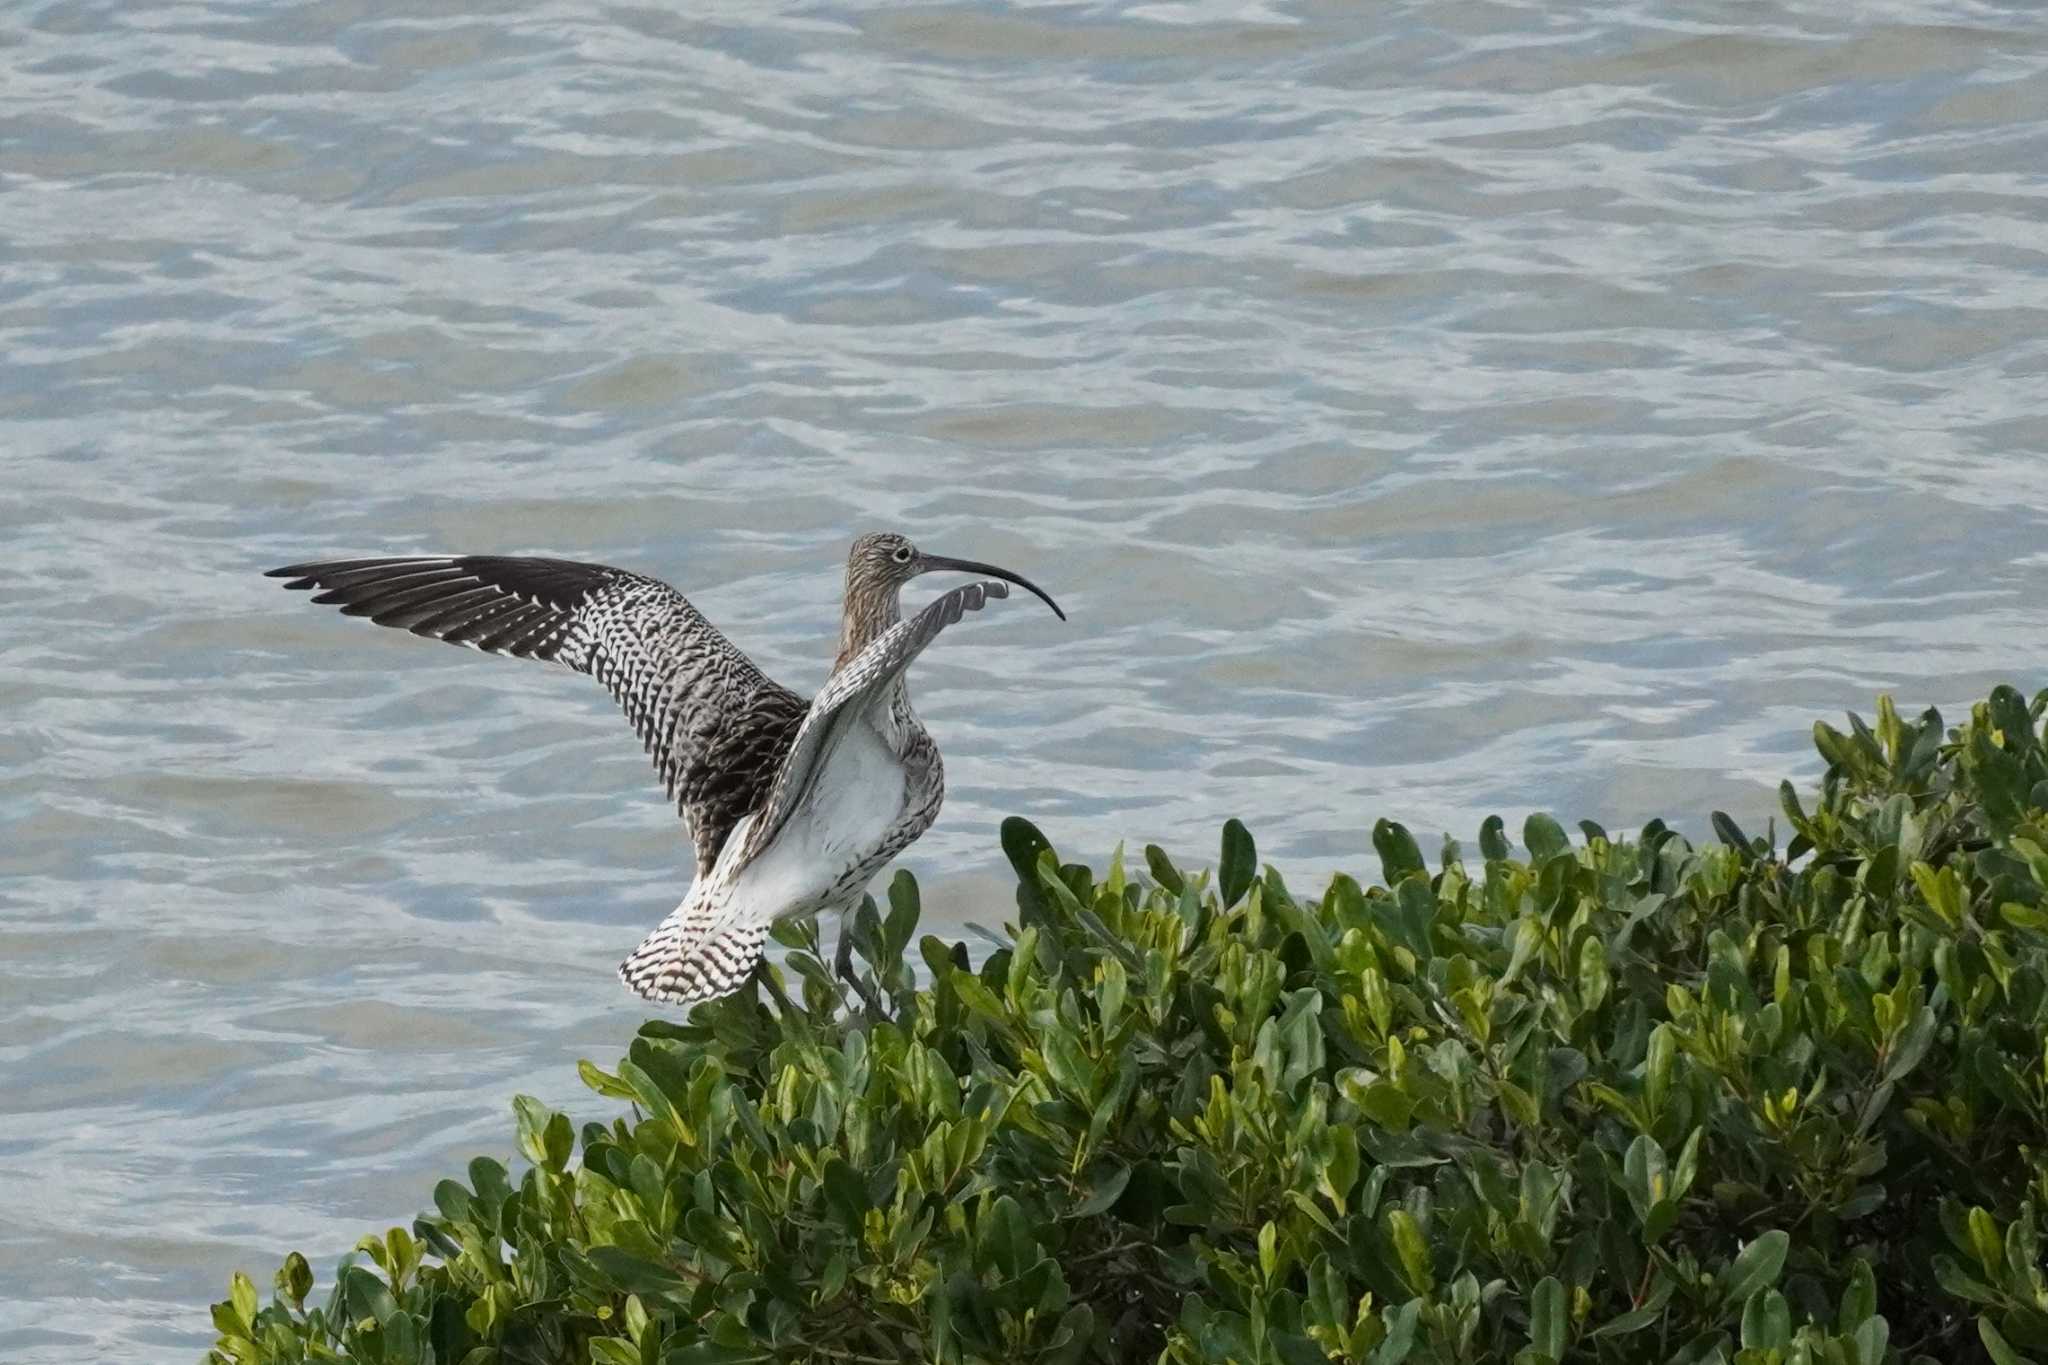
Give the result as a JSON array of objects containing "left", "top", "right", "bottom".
[{"left": 208, "top": 686, "right": 2048, "bottom": 1364}]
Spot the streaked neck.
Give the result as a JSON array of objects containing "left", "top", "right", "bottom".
[{"left": 832, "top": 581, "right": 900, "bottom": 674}]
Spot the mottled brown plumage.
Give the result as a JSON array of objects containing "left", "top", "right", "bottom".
[
  {"left": 267, "top": 553, "right": 807, "bottom": 878},
  {"left": 267, "top": 533, "right": 1064, "bottom": 1008}
]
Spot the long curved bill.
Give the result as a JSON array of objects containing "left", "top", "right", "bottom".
[{"left": 917, "top": 554, "right": 1066, "bottom": 620}]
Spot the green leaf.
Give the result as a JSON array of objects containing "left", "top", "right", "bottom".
[
  {"left": 1741, "top": 1289, "right": 1791, "bottom": 1351},
  {"left": 208, "top": 1305, "right": 249, "bottom": 1345},
  {"left": 1644, "top": 1023, "right": 1675, "bottom": 1119},
  {"left": 1592, "top": 1304, "right": 1663, "bottom": 1338},
  {"left": 1479, "top": 815, "right": 1511, "bottom": 861},
  {"left": 1145, "top": 844, "right": 1185, "bottom": 895},
  {"left": 1075, "top": 905, "right": 1143, "bottom": 972},
  {"left": 1096, "top": 957, "right": 1128, "bottom": 1026},
  {"left": 1911, "top": 861, "right": 1967, "bottom": 928},
  {"left": 1386, "top": 1209, "right": 1433, "bottom": 1294},
  {"left": 227, "top": 1272, "right": 258, "bottom": 1332},
  {"left": 1623, "top": 1134, "right": 1667, "bottom": 1221},
  {"left": 1503, "top": 916, "right": 1542, "bottom": 985},
  {"left": 432, "top": 1178, "right": 474, "bottom": 1225},
  {"left": 578, "top": 1059, "right": 638, "bottom": 1100},
  {"left": 2002, "top": 902, "right": 2048, "bottom": 932},
  {"left": 586, "top": 1247, "right": 695, "bottom": 1298},
  {"left": 1071, "top": 1165, "right": 1131, "bottom": 1219},
  {"left": 1528, "top": 1276, "right": 1566, "bottom": 1362},
  {"left": 1838, "top": 1258, "right": 1877, "bottom": 1332},
  {"left": 1968, "top": 1205, "right": 2004, "bottom": 1274},
  {"left": 1001, "top": 816, "right": 1054, "bottom": 883},
  {"left": 1523, "top": 813, "right": 1569, "bottom": 862},
  {"left": 1982, "top": 1317, "right": 2041, "bottom": 1365},
  {"left": 341, "top": 1265, "right": 398, "bottom": 1325},
  {"left": 822, "top": 1157, "right": 867, "bottom": 1232},
  {"left": 1577, "top": 934, "right": 1609, "bottom": 1013},
  {"left": 884, "top": 869, "right": 921, "bottom": 956},
  {"left": 277, "top": 1251, "right": 313, "bottom": 1309},
  {"left": 617, "top": 1059, "right": 683, "bottom": 1132},
  {"left": 1718, "top": 1230, "right": 1790, "bottom": 1310},
  {"left": 1884, "top": 1006, "right": 1938, "bottom": 1083},
  {"left": 512, "top": 1094, "right": 574, "bottom": 1172},
  {"left": 1671, "top": 1126, "right": 1704, "bottom": 1203},
  {"left": 665, "top": 1342, "right": 767, "bottom": 1365},
  {"left": 1219, "top": 819, "right": 1256, "bottom": 907},
  {"left": 1373, "top": 819, "right": 1426, "bottom": 885},
  {"left": 1711, "top": 810, "right": 1755, "bottom": 861},
  {"left": 1372, "top": 1298, "right": 1421, "bottom": 1365},
  {"left": 1391, "top": 878, "right": 1437, "bottom": 962},
  {"left": 683, "top": 1208, "right": 746, "bottom": 1266},
  {"left": 952, "top": 970, "right": 1007, "bottom": 1022},
  {"left": 1934, "top": 1253, "right": 2001, "bottom": 1304}
]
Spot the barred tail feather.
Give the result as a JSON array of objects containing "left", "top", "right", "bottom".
[{"left": 618, "top": 912, "right": 767, "bottom": 1007}]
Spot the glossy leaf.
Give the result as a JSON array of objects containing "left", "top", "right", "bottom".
[
  {"left": 1528, "top": 1276, "right": 1565, "bottom": 1362},
  {"left": 1219, "top": 818, "right": 1256, "bottom": 907},
  {"left": 1719, "top": 1230, "right": 1790, "bottom": 1311}
]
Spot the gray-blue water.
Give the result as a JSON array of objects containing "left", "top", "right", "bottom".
[{"left": 5, "top": 0, "right": 2047, "bottom": 1356}]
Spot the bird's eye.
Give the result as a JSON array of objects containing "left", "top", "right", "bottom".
[{"left": 891, "top": 545, "right": 913, "bottom": 563}]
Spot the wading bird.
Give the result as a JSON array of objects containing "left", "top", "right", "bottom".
[{"left": 266, "top": 533, "right": 1063, "bottom": 1010}]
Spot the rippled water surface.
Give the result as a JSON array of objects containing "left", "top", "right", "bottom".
[{"left": 6, "top": 0, "right": 2048, "bottom": 1355}]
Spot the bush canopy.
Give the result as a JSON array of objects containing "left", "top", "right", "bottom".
[{"left": 209, "top": 686, "right": 2048, "bottom": 1365}]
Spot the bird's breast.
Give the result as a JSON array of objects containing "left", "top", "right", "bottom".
[
  {"left": 716, "top": 716, "right": 910, "bottom": 919},
  {"left": 803, "top": 717, "right": 907, "bottom": 860}
]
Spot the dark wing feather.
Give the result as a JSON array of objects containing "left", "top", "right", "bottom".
[{"left": 268, "top": 555, "right": 809, "bottom": 876}]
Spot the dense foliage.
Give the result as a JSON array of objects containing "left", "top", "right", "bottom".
[{"left": 209, "top": 687, "right": 2048, "bottom": 1365}]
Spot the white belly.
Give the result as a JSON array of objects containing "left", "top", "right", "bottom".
[{"left": 726, "top": 718, "right": 904, "bottom": 920}]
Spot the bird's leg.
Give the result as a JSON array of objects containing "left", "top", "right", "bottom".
[
  {"left": 833, "top": 903, "right": 886, "bottom": 1020},
  {"left": 754, "top": 953, "right": 801, "bottom": 1022}
]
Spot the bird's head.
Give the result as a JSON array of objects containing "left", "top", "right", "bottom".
[{"left": 838, "top": 531, "right": 1064, "bottom": 665}]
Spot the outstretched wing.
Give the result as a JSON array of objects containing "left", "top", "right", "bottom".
[
  {"left": 736, "top": 578, "right": 1009, "bottom": 870},
  {"left": 616, "top": 579, "right": 1014, "bottom": 1010},
  {"left": 267, "top": 555, "right": 810, "bottom": 876}
]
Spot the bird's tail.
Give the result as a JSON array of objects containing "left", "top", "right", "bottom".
[{"left": 618, "top": 900, "right": 768, "bottom": 1008}]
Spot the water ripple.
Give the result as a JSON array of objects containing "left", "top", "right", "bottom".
[{"left": 5, "top": 0, "right": 2048, "bottom": 1355}]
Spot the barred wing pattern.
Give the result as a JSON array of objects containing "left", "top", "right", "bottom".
[
  {"left": 614, "top": 913, "right": 769, "bottom": 1011},
  {"left": 266, "top": 555, "right": 809, "bottom": 877},
  {"left": 737, "top": 578, "right": 1006, "bottom": 866},
  {"left": 617, "top": 580, "right": 1011, "bottom": 1007}
]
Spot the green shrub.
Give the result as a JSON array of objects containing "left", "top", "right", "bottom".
[{"left": 208, "top": 686, "right": 2048, "bottom": 1365}]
